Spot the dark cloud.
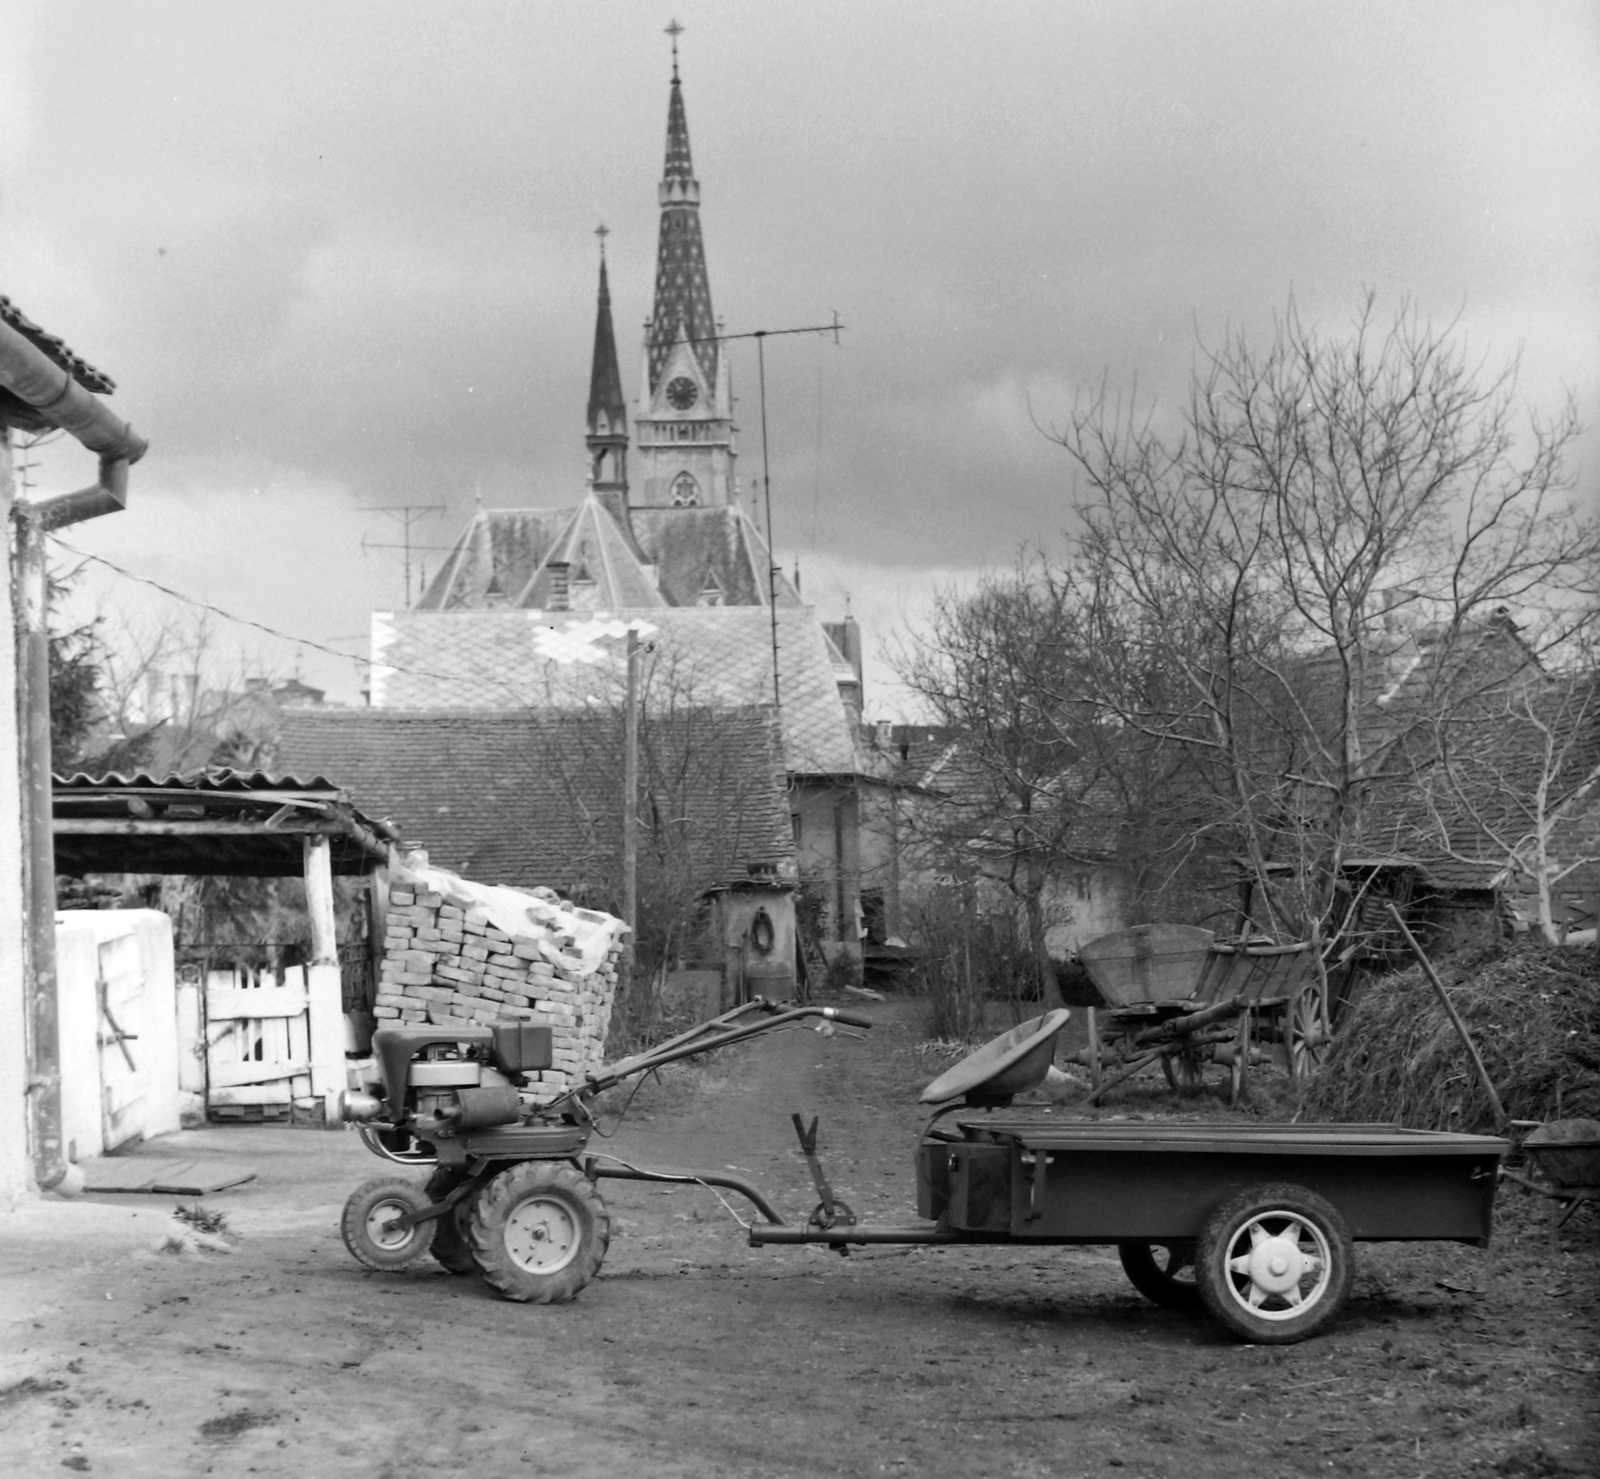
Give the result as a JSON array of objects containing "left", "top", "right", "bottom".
[{"left": 7, "top": 0, "right": 1596, "bottom": 705}]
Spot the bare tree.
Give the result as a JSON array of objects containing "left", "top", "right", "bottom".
[
  {"left": 1052, "top": 293, "right": 1598, "bottom": 959},
  {"left": 1408, "top": 671, "right": 1600, "bottom": 944}
]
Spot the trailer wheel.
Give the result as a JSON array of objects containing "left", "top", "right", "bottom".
[
  {"left": 1118, "top": 1241, "right": 1202, "bottom": 1310},
  {"left": 1196, "top": 1184, "right": 1353, "bottom": 1344},
  {"left": 468, "top": 1161, "right": 610, "bottom": 1304},
  {"left": 1161, "top": 1048, "right": 1206, "bottom": 1092},
  {"left": 424, "top": 1168, "right": 479, "bottom": 1276},
  {"left": 341, "top": 1176, "right": 433, "bottom": 1272}
]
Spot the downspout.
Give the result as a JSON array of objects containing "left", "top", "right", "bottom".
[{"left": 1, "top": 318, "right": 147, "bottom": 1194}]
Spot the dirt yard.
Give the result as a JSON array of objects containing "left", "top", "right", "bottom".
[{"left": 2, "top": 993, "right": 1596, "bottom": 1478}]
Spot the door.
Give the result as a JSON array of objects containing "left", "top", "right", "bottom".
[{"left": 97, "top": 931, "right": 150, "bottom": 1151}]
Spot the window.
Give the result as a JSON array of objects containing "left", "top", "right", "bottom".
[{"left": 670, "top": 473, "right": 700, "bottom": 507}]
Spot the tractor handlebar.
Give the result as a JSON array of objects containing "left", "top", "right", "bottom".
[{"left": 820, "top": 1007, "right": 875, "bottom": 1030}]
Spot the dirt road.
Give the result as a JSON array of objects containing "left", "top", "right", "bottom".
[{"left": 2, "top": 995, "right": 1595, "bottom": 1478}]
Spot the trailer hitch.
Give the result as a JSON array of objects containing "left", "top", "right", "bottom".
[{"left": 792, "top": 1114, "right": 856, "bottom": 1253}]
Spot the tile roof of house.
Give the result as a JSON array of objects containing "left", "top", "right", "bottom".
[
  {"left": 416, "top": 507, "right": 573, "bottom": 611},
  {"left": 273, "top": 705, "right": 793, "bottom": 895},
  {"left": 367, "top": 605, "right": 860, "bottom": 776},
  {"left": 629, "top": 506, "right": 800, "bottom": 608},
  {"left": 0, "top": 294, "right": 116, "bottom": 394},
  {"left": 1361, "top": 673, "right": 1600, "bottom": 893},
  {"left": 519, "top": 492, "right": 666, "bottom": 611}
]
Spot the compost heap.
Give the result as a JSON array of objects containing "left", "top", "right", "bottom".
[{"left": 1300, "top": 940, "right": 1600, "bottom": 1132}]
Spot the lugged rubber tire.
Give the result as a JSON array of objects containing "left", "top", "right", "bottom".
[
  {"left": 425, "top": 1168, "right": 479, "bottom": 1276},
  {"left": 1118, "top": 1241, "right": 1203, "bottom": 1310},
  {"left": 1196, "top": 1183, "right": 1354, "bottom": 1344},
  {"left": 341, "top": 1176, "right": 433, "bottom": 1272},
  {"left": 467, "top": 1161, "right": 610, "bottom": 1304}
]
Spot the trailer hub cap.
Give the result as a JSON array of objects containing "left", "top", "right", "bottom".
[
  {"left": 504, "top": 1194, "right": 581, "bottom": 1274},
  {"left": 1224, "top": 1213, "right": 1332, "bottom": 1318}
]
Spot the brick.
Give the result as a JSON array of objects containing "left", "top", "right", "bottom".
[
  {"left": 409, "top": 985, "right": 454, "bottom": 1003},
  {"left": 416, "top": 890, "right": 443, "bottom": 907},
  {"left": 388, "top": 889, "right": 415, "bottom": 906},
  {"left": 435, "top": 964, "right": 478, "bottom": 984},
  {"left": 374, "top": 991, "right": 408, "bottom": 1009},
  {"left": 395, "top": 971, "right": 434, "bottom": 987},
  {"left": 460, "top": 943, "right": 490, "bottom": 963},
  {"left": 373, "top": 1005, "right": 400, "bottom": 1018}
]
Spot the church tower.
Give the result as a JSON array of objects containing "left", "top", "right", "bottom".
[
  {"left": 585, "top": 230, "right": 630, "bottom": 527},
  {"left": 634, "top": 29, "right": 737, "bottom": 510}
]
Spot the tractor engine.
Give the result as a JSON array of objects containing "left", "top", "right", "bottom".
[{"left": 339, "top": 1023, "right": 554, "bottom": 1138}]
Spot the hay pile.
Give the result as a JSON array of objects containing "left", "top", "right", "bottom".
[{"left": 1300, "top": 941, "right": 1600, "bottom": 1132}]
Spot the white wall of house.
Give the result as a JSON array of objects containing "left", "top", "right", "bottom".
[{"left": 55, "top": 910, "right": 180, "bottom": 1161}]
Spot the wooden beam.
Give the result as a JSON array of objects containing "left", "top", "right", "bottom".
[{"left": 54, "top": 819, "right": 344, "bottom": 837}]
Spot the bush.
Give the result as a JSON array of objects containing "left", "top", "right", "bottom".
[{"left": 908, "top": 894, "right": 1043, "bottom": 1042}]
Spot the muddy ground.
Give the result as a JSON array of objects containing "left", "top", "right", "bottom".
[{"left": 2, "top": 993, "right": 1596, "bottom": 1478}]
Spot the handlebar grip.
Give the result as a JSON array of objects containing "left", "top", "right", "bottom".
[{"left": 825, "top": 1007, "right": 875, "bottom": 1029}]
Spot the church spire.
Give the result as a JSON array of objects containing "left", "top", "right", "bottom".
[
  {"left": 586, "top": 227, "right": 629, "bottom": 510},
  {"left": 648, "top": 24, "right": 717, "bottom": 395}
]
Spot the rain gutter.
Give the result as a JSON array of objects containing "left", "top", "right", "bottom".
[{"left": 1, "top": 315, "right": 147, "bottom": 1193}]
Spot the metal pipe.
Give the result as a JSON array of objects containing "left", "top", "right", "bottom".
[
  {"left": 749, "top": 1223, "right": 958, "bottom": 1247},
  {"left": 586, "top": 1160, "right": 786, "bottom": 1226},
  {"left": 1, "top": 316, "right": 145, "bottom": 1194}
]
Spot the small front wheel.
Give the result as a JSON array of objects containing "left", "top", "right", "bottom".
[
  {"left": 1118, "top": 1241, "right": 1202, "bottom": 1310},
  {"left": 468, "top": 1161, "right": 610, "bottom": 1303},
  {"left": 1196, "top": 1184, "right": 1354, "bottom": 1344},
  {"left": 341, "top": 1176, "right": 433, "bottom": 1272}
]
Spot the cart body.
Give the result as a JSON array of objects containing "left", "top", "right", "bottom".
[{"left": 914, "top": 1117, "right": 1502, "bottom": 1245}]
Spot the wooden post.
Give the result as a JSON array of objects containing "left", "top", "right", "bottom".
[{"left": 303, "top": 836, "right": 345, "bottom": 1122}]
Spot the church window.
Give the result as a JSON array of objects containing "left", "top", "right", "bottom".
[{"left": 671, "top": 473, "right": 701, "bottom": 507}]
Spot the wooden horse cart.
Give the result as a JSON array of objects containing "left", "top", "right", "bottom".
[{"left": 1067, "top": 925, "right": 1334, "bottom": 1104}]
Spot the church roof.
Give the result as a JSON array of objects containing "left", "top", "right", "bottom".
[
  {"left": 517, "top": 492, "right": 665, "bottom": 610},
  {"left": 586, "top": 253, "right": 627, "bottom": 440},
  {"left": 648, "top": 68, "right": 717, "bottom": 394},
  {"left": 415, "top": 507, "right": 572, "bottom": 610},
  {"left": 630, "top": 505, "right": 799, "bottom": 608},
  {"left": 369, "top": 605, "right": 861, "bottom": 776}
]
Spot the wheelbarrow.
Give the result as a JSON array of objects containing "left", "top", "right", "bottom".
[{"left": 1500, "top": 1119, "right": 1600, "bottom": 1241}]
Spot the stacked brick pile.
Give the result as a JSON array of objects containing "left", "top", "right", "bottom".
[{"left": 372, "top": 866, "right": 628, "bottom": 1090}]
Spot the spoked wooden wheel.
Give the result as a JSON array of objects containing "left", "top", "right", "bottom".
[
  {"left": 1287, "top": 988, "right": 1330, "bottom": 1082},
  {"left": 1196, "top": 1184, "right": 1353, "bottom": 1343}
]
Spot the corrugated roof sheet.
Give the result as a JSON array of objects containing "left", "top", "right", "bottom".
[
  {"left": 368, "top": 605, "right": 860, "bottom": 775},
  {"left": 273, "top": 705, "right": 793, "bottom": 894}
]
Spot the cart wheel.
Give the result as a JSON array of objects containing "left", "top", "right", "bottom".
[
  {"left": 424, "top": 1167, "right": 480, "bottom": 1276},
  {"left": 1196, "top": 1184, "right": 1354, "bottom": 1344},
  {"left": 1118, "top": 1241, "right": 1202, "bottom": 1310},
  {"left": 1288, "top": 988, "right": 1329, "bottom": 1082},
  {"left": 1229, "top": 1011, "right": 1251, "bottom": 1107},
  {"left": 341, "top": 1176, "right": 433, "bottom": 1272},
  {"left": 806, "top": 1198, "right": 857, "bottom": 1231},
  {"left": 467, "top": 1161, "right": 610, "bottom": 1304},
  {"left": 1161, "top": 1048, "right": 1206, "bottom": 1092}
]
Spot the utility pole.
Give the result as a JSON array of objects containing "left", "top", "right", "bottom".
[{"left": 621, "top": 628, "right": 641, "bottom": 994}]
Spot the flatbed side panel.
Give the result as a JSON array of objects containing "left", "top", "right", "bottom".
[{"left": 994, "top": 1148, "right": 1500, "bottom": 1244}]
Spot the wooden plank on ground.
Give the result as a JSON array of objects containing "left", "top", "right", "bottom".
[{"left": 80, "top": 1157, "right": 257, "bottom": 1194}]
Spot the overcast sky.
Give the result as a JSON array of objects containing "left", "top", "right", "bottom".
[{"left": 4, "top": 1, "right": 1597, "bottom": 715}]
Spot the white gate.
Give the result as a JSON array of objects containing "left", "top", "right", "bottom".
[{"left": 205, "top": 963, "right": 343, "bottom": 1119}]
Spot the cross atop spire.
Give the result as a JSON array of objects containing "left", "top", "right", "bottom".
[
  {"left": 595, "top": 222, "right": 610, "bottom": 257},
  {"left": 665, "top": 18, "right": 683, "bottom": 79}
]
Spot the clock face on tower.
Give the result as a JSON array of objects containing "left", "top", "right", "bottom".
[{"left": 665, "top": 376, "right": 699, "bottom": 411}]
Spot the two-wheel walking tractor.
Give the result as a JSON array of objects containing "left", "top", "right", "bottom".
[{"left": 337, "top": 1002, "right": 1508, "bottom": 1344}]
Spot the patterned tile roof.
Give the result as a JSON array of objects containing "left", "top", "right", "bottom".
[
  {"left": 519, "top": 493, "right": 666, "bottom": 610},
  {"left": 369, "top": 605, "right": 860, "bottom": 776},
  {"left": 273, "top": 705, "right": 793, "bottom": 895},
  {"left": 629, "top": 506, "right": 799, "bottom": 608},
  {"left": 416, "top": 507, "right": 572, "bottom": 611},
  {"left": 648, "top": 73, "right": 717, "bottom": 393}
]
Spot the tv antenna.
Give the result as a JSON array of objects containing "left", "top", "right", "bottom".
[
  {"left": 358, "top": 503, "right": 450, "bottom": 607},
  {"left": 648, "top": 313, "right": 845, "bottom": 709}
]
